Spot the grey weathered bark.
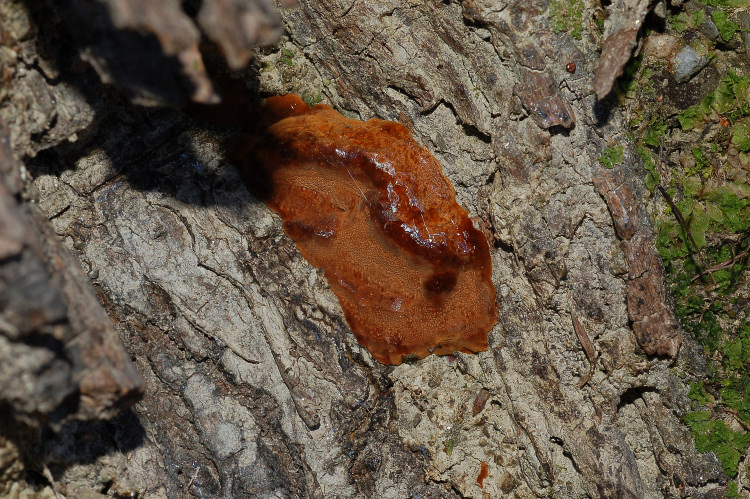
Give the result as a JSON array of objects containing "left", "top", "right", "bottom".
[
  {"left": 0, "top": 123, "right": 144, "bottom": 423},
  {"left": 0, "top": 0, "right": 732, "bottom": 497}
]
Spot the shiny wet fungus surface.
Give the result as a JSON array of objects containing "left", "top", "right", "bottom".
[{"left": 236, "top": 95, "right": 496, "bottom": 364}]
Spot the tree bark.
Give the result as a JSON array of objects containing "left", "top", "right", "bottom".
[{"left": 0, "top": 0, "right": 731, "bottom": 497}]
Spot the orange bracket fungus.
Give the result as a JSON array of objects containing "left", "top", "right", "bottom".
[{"left": 235, "top": 95, "right": 496, "bottom": 364}]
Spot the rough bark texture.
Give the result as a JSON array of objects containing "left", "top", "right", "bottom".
[
  {"left": 0, "top": 0, "right": 733, "bottom": 497},
  {"left": 0, "top": 130, "right": 144, "bottom": 425}
]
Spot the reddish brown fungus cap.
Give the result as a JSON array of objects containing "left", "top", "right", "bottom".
[{"left": 238, "top": 94, "right": 497, "bottom": 364}]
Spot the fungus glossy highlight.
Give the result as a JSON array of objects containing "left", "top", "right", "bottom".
[{"left": 237, "top": 95, "right": 496, "bottom": 364}]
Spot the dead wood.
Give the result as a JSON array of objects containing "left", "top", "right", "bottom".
[{"left": 0, "top": 0, "right": 730, "bottom": 497}]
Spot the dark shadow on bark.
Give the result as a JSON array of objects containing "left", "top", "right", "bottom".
[
  {"left": 42, "top": 409, "right": 146, "bottom": 471},
  {"left": 27, "top": 101, "right": 239, "bottom": 205},
  {"left": 28, "top": 0, "right": 202, "bottom": 105},
  {"left": 0, "top": 407, "right": 145, "bottom": 489},
  {"left": 593, "top": 93, "right": 617, "bottom": 126},
  {"left": 21, "top": 0, "right": 268, "bottom": 211}
]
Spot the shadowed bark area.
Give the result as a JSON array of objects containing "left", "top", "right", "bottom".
[{"left": 0, "top": 0, "right": 732, "bottom": 497}]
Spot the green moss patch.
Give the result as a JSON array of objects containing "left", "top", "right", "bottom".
[
  {"left": 627, "top": 60, "right": 750, "bottom": 477},
  {"left": 598, "top": 146, "right": 624, "bottom": 169},
  {"left": 678, "top": 70, "right": 750, "bottom": 131},
  {"left": 684, "top": 411, "right": 750, "bottom": 476},
  {"left": 549, "top": 0, "right": 585, "bottom": 40}
]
